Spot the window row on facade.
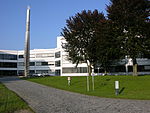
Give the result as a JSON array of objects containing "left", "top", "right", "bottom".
[
  {"left": 18, "top": 62, "right": 54, "bottom": 66},
  {"left": 0, "top": 70, "right": 17, "bottom": 76},
  {"left": 94, "top": 65, "right": 150, "bottom": 73},
  {"left": 18, "top": 70, "right": 55, "bottom": 76},
  {"left": 62, "top": 67, "right": 87, "bottom": 73},
  {"left": 19, "top": 53, "right": 55, "bottom": 59},
  {"left": 0, "top": 51, "right": 61, "bottom": 60},
  {"left": 0, "top": 54, "right": 17, "bottom": 60},
  {"left": 18, "top": 52, "right": 60, "bottom": 59},
  {"left": 0, "top": 62, "right": 17, "bottom": 68}
]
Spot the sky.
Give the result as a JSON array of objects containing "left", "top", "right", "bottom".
[{"left": 0, "top": 0, "right": 110, "bottom": 50}]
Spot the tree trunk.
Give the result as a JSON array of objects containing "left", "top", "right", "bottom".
[
  {"left": 88, "top": 64, "right": 92, "bottom": 76},
  {"left": 87, "top": 60, "right": 92, "bottom": 76},
  {"left": 133, "top": 58, "right": 138, "bottom": 76}
]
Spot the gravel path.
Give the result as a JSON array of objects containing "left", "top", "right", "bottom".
[{"left": 0, "top": 76, "right": 150, "bottom": 113}]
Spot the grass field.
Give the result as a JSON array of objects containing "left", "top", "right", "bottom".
[
  {"left": 24, "top": 75, "right": 150, "bottom": 100},
  {"left": 0, "top": 82, "right": 32, "bottom": 113}
]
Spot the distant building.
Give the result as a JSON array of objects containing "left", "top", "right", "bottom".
[{"left": 0, "top": 36, "right": 150, "bottom": 76}]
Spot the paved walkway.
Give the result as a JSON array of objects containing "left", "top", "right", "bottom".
[{"left": 0, "top": 76, "right": 150, "bottom": 113}]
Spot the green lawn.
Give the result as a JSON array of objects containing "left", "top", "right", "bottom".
[
  {"left": 24, "top": 75, "right": 150, "bottom": 100},
  {"left": 0, "top": 82, "right": 32, "bottom": 113}
]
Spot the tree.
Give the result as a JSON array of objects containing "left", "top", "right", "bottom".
[
  {"left": 96, "top": 20, "right": 123, "bottom": 73},
  {"left": 107, "top": 0, "right": 150, "bottom": 76},
  {"left": 61, "top": 10, "right": 107, "bottom": 75}
]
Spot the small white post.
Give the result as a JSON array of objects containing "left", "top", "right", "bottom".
[
  {"left": 92, "top": 67, "right": 95, "bottom": 91},
  {"left": 115, "top": 81, "right": 119, "bottom": 95},
  {"left": 87, "top": 75, "right": 89, "bottom": 91},
  {"left": 68, "top": 77, "right": 71, "bottom": 86}
]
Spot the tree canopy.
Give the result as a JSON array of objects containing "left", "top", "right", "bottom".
[
  {"left": 107, "top": 0, "right": 150, "bottom": 75},
  {"left": 107, "top": 0, "right": 150, "bottom": 59},
  {"left": 61, "top": 10, "right": 106, "bottom": 66}
]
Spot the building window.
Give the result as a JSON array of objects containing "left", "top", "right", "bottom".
[
  {"left": 36, "top": 62, "right": 48, "bottom": 66},
  {"left": 55, "top": 51, "right": 61, "bottom": 58},
  {"left": 18, "top": 62, "right": 24, "bottom": 66},
  {"left": 36, "top": 70, "right": 54, "bottom": 75},
  {"left": 0, "top": 54, "right": 17, "bottom": 60},
  {"left": 55, "top": 60, "right": 61, "bottom": 67},
  {"left": 55, "top": 70, "right": 61, "bottom": 76},
  {"left": 62, "top": 67, "right": 87, "bottom": 73},
  {"left": 19, "top": 55, "right": 24, "bottom": 58},
  {"left": 0, "top": 70, "right": 17, "bottom": 76},
  {"left": 144, "top": 66, "right": 150, "bottom": 70},
  {"left": 30, "top": 62, "right": 35, "bottom": 66},
  {"left": 36, "top": 62, "right": 41, "bottom": 66},
  {"left": 30, "top": 70, "right": 35, "bottom": 74},
  {"left": 62, "top": 67, "right": 77, "bottom": 73},
  {"left": 18, "top": 62, "right": 35, "bottom": 66},
  {"left": 36, "top": 53, "right": 54, "bottom": 58},
  {"left": 77, "top": 67, "right": 87, "bottom": 73},
  {"left": 36, "top": 70, "right": 49, "bottom": 74},
  {"left": 0, "top": 62, "right": 17, "bottom": 68},
  {"left": 18, "top": 70, "right": 35, "bottom": 76},
  {"left": 109, "top": 66, "right": 125, "bottom": 72},
  {"left": 18, "top": 70, "right": 24, "bottom": 76},
  {"left": 138, "top": 65, "right": 150, "bottom": 72}
]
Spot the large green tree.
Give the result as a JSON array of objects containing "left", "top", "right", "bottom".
[
  {"left": 96, "top": 20, "right": 123, "bottom": 73},
  {"left": 107, "top": 0, "right": 150, "bottom": 76},
  {"left": 61, "top": 10, "right": 108, "bottom": 74}
]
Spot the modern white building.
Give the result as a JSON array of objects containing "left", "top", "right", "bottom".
[
  {"left": 0, "top": 49, "right": 55, "bottom": 76},
  {"left": 56, "top": 36, "right": 88, "bottom": 76},
  {"left": 0, "top": 36, "right": 88, "bottom": 76},
  {"left": 0, "top": 36, "right": 150, "bottom": 76}
]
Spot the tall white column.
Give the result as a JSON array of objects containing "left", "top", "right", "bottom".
[{"left": 24, "top": 6, "right": 30, "bottom": 77}]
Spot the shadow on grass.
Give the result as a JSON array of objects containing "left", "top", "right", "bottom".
[
  {"left": 119, "top": 87, "right": 125, "bottom": 94},
  {"left": 106, "top": 79, "right": 110, "bottom": 81}
]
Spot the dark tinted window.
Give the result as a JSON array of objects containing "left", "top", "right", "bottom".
[
  {"left": 36, "top": 62, "right": 48, "bottom": 66},
  {"left": 55, "top": 51, "right": 61, "bottom": 58},
  {"left": 30, "top": 62, "right": 35, "bottom": 66},
  {"left": 0, "top": 70, "right": 17, "bottom": 76},
  {"left": 55, "top": 60, "right": 61, "bottom": 67},
  {"left": 19, "top": 55, "right": 24, "bottom": 58},
  {"left": 0, "top": 62, "right": 17, "bottom": 68},
  {"left": 55, "top": 70, "right": 61, "bottom": 76},
  {"left": 0, "top": 54, "right": 17, "bottom": 60}
]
